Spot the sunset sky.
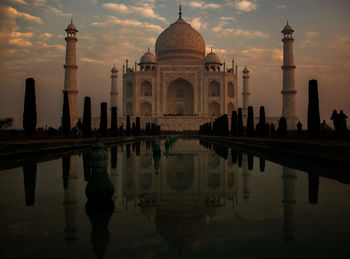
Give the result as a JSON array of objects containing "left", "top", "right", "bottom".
[{"left": 0, "top": 0, "right": 349, "bottom": 128}]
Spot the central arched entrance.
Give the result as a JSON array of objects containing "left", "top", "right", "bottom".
[{"left": 166, "top": 78, "right": 194, "bottom": 115}]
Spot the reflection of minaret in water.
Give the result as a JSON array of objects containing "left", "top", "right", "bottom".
[
  {"left": 110, "top": 146, "right": 123, "bottom": 209},
  {"left": 62, "top": 155, "right": 78, "bottom": 246},
  {"left": 242, "top": 154, "right": 251, "bottom": 202},
  {"left": 282, "top": 167, "right": 297, "bottom": 241},
  {"left": 23, "top": 162, "right": 37, "bottom": 206}
]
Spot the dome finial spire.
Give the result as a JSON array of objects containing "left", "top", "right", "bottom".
[
  {"left": 211, "top": 47, "right": 213, "bottom": 53},
  {"left": 179, "top": 4, "right": 182, "bottom": 18}
]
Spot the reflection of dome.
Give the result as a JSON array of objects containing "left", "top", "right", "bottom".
[
  {"left": 140, "top": 50, "right": 156, "bottom": 64},
  {"left": 155, "top": 202, "right": 205, "bottom": 252},
  {"left": 140, "top": 154, "right": 152, "bottom": 168},
  {"left": 205, "top": 51, "right": 221, "bottom": 64},
  {"left": 140, "top": 173, "right": 152, "bottom": 189},
  {"left": 155, "top": 18, "right": 205, "bottom": 61},
  {"left": 205, "top": 205, "right": 221, "bottom": 218},
  {"left": 208, "top": 173, "right": 220, "bottom": 189},
  {"left": 167, "top": 155, "right": 194, "bottom": 192},
  {"left": 141, "top": 206, "right": 156, "bottom": 219}
]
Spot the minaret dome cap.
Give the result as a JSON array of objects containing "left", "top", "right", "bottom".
[
  {"left": 282, "top": 21, "right": 294, "bottom": 33},
  {"left": 66, "top": 21, "right": 78, "bottom": 32}
]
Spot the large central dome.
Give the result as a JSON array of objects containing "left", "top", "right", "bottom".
[{"left": 155, "top": 18, "right": 206, "bottom": 61}]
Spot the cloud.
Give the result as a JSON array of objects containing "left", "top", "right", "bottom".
[
  {"left": 37, "top": 42, "right": 65, "bottom": 51},
  {"left": 4, "top": 5, "right": 42, "bottom": 24},
  {"left": 211, "top": 23, "right": 268, "bottom": 39},
  {"left": 12, "top": 0, "right": 28, "bottom": 5},
  {"left": 188, "top": 1, "right": 221, "bottom": 9},
  {"left": 205, "top": 46, "right": 227, "bottom": 54},
  {"left": 299, "top": 31, "right": 319, "bottom": 48},
  {"left": 9, "top": 38, "right": 32, "bottom": 47},
  {"left": 103, "top": 3, "right": 129, "bottom": 14},
  {"left": 190, "top": 17, "right": 207, "bottom": 30},
  {"left": 80, "top": 57, "right": 100, "bottom": 63},
  {"left": 234, "top": 0, "right": 257, "bottom": 12},
  {"left": 276, "top": 4, "right": 286, "bottom": 10},
  {"left": 102, "top": 3, "right": 167, "bottom": 23},
  {"left": 46, "top": 5, "right": 72, "bottom": 17},
  {"left": 91, "top": 17, "right": 163, "bottom": 33}
]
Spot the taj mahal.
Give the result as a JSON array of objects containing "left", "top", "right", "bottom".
[{"left": 63, "top": 7, "right": 298, "bottom": 131}]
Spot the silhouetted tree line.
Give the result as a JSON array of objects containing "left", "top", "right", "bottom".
[{"left": 199, "top": 106, "right": 280, "bottom": 137}]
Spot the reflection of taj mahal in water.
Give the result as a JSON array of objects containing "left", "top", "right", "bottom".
[
  {"left": 61, "top": 139, "right": 298, "bottom": 253},
  {"left": 63, "top": 7, "right": 298, "bottom": 131}
]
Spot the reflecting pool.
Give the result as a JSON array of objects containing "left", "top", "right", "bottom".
[{"left": 0, "top": 138, "right": 349, "bottom": 258}]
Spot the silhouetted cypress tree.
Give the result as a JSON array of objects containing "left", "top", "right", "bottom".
[
  {"left": 238, "top": 108, "right": 244, "bottom": 136},
  {"left": 111, "top": 147, "right": 117, "bottom": 169},
  {"left": 238, "top": 151, "right": 243, "bottom": 168},
  {"left": 222, "top": 114, "right": 229, "bottom": 136},
  {"left": 277, "top": 117, "right": 287, "bottom": 137},
  {"left": 62, "top": 91, "right": 71, "bottom": 136},
  {"left": 259, "top": 106, "right": 266, "bottom": 137},
  {"left": 231, "top": 111, "right": 238, "bottom": 136},
  {"left": 259, "top": 158, "right": 265, "bottom": 172},
  {"left": 231, "top": 148, "right": 237, "bottom": 164},
  {"left": 247, "top": 106, "right": 254, "bottom": 137},
  {"left": 111, "top": 107, "right": 117, "bottom": 137},
  {"left": 247, "top": 154, "right": 254, "bottom": 170},
  {"left": 100, "top": 102, "right": 107, "bottom": 137},
  {"left": 23, "top": 162, "right": 37, "bottom": 206},
  {"left": 308, "top": 172, "right": 319, "bottom": 204},
  {"left": 82, "top": 96, "right": 91, "bottom": 137},
  {"left": 136, "top": 117, "right": 141, "bottom": 136},
  {"left": 23, "top": 78, "right": 37, "bottom": 136},
  {"left": 307, "top": 79, "right": 320, "bottom": 138},
  {"left": 126, "top": 115, "right": 131, "bottom": 136},
  {"left": 132, "top": 122, "right": 136, "bottom": 136}
]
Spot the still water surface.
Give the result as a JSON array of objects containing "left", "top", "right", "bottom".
[{"left": 0, "top": 138, "right": 349, "bottom": 259}]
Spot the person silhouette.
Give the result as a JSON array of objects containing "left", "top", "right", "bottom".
[
  {"left": 297, "top": 121, "right": 302, "bottom": 136},
  {"left": 330, "top": 110, "right": 340, "bottom": 136}
]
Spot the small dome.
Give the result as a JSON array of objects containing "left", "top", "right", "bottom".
[
  {"left": 140, "top": 50, "right": 156, "bottom": 64},
  {"left": 155, "top": 18, "right": 206, "bottom": 61},
  {"left": 205, "top": 51, "right": 221, "bottom": 64},
  {"left": 66, "top": 22, "right": 78, "bottom": 31},
  {"left": 282, "top": 22, "right": 293, "bottom": 33},
  {"left": 243, "top": 66, "right": 249, "bottom": 73}
]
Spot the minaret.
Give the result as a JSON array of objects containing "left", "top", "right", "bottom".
[
  {"left": 242, "top": 66, "right": 250, "bottom": 119},
  {"left": 63, "top": 20, "right": 78, "bottom": 126},
  {"left": 282, "top": 166, "right": 297, "bottom": 241},
  {"left": 281, "top": 22, "right": 298, "bottom": 130},
  {"left": 110, "top": 65, "right": 118, "bottom": 110}
]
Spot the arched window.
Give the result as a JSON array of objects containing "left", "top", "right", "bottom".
[
  {"left": 141, "top": 102, "right": 152, "bottom": 116},
  {"left": 126, "top": 82, "right": 133, "bottom": 97},
  {"left": 228, "top": 82, "right": 234, "bottom": 98},
  {"left": 140, "top": 81, "right": 152, "bottom": 96},
  {"left": 209, "top": 102, "right": 220, "bottom": 116},
  {"left": 209, "top": 81, "right": 220, "bottom": 97}
]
